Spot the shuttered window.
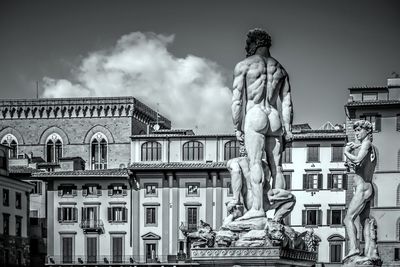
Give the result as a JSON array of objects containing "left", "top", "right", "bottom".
[
  {"left": 330, "top": 244, "right": 342, "bottom": 263},
  {"left": 112, "top": 237, "right": 123, "bottom": 263},
  {"left": 108, "top": 207, "right": 127, "bottom": 222},
  {"left": 303, "top": 173, "right": 323, "bottom": 190},
  {"left": 182, "top": 141, "right": 204, "bottom": 161},
  {"left": 307, "top": 145, "right": 319, "bottom": 162},
  {"left": 57, "top": 207, "right": 78, "bottom": 222},
  {"left": 224, "top": 140, "right": 240, "bottom": 160},
  {"left": 145, "top": 208, "right": 156, "bottom": 225},
  {"left": 302, "top": 209, "right": 322, "bottom": 226},
  {"left": 62, "top": 237, "right": 73, "bottom": 263},
  {"left": 86, "top": 237, "right": 97, "bottom": 263}
]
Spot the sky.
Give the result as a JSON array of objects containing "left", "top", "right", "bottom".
[{"left": 0, "top": 0, "right": 399, "bottom": 133}]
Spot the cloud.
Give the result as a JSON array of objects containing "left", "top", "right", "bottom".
[{"left": 42, "top": 32, "right": 233, "bottom": 133}]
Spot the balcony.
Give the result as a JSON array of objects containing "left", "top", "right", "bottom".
[{"left": 79, "top": 220, "right": 104, "bottom": 234}]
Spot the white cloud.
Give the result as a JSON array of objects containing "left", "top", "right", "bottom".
[{"left": 42, "top": 32, "right": 233, "bottom": 133}]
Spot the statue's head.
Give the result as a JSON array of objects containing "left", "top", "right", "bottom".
[
  {"left": 245, "top": 28, "right": 271, "bottom": 57},
  {"left": 353, "top": 120, "right": 373, "bottom": 142}
]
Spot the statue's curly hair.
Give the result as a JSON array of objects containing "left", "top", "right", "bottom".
[
  {"left": 353, "top": 120, "right": 374, "bottom": 141},
  {"left": 245, "top": 28, "right": 272, "bottom": 57}
]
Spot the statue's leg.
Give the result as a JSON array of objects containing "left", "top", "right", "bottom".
[
  {"left": 227, "top": 158, "right": 243, "bottom": 209},
  {"left": 237, "top": 129, "right": 266, "bottom": 220},
  {"left": 272, "top": 192, "right": 296, "bottom": 223},
  {"left": 265, "top": 136, "right": 285, "bottom": 190},
  {"left": 343, "top": 182, "right": 368, "bottom": 259},
  {"left": 360, "top": 201, "right": 371, "bottom": 257}
]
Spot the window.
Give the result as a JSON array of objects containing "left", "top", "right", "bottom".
[
  {"left": 307, "top": 145, "right": 320, "bottom": 162},
  {"left": 182, "top": 141, "right": 204, "bottom": 161},
  {"left": 328, "top": 174, "right": 347, "bottom": 190},
  {"left": 227, "top": 182, "right": 233, "bottom": 196},
  {"left": 303, "top": 173, "right": 322, "bottom": 190},
  {"left": 108, "top": 184, "right": 127, "bottom": 196},
  {"left": 395, "top": 248, "right": 400, "bottom": 261},
  {"left": 31, "top": 181, "right": 42, "bottom": 195},
  {"left": 331, "top": 145, "right": 344, "bottom": 162},
  {"left": 15, "top": 216, "right": 22, "bottom": 237},
  {"left": 82, "top": 184, "right": 102, "bottom": 197},
  {"left": 0, "top": 149, "right": 6, "bottom": 170},
  {"left": 62, "top": 237, "right": 73, "bottom": 263},
  {"left": 91, "top": 132, "right": 108, "bottom": 170},
  {"left": 108, "top": 207, "right": 127, "bottom": 222},
  {"left": 302, "top": 208, "right": 322, "bottom": 226},
  {"left": 330, "top": 244, "right": 342, "bottom": 263},
  {"left": 145, "top": 207, "right": 156, "bottom": 225},
  {"left": 57, "top": 207, "right": 78, "bottom": 222},
  {"left": 360, "top": 114, "right": 381, "bottom": 132},
  {"left": 46, "top": 133, "right": 63, "bottom": 163},
  {"left": 1, "top": 134, "right": 18, "bottom": 158},
  {"left": 224, "top": 140, "right": 240, "bottom": 160},
  {"left": 3, "top": 189, "right": 9, "bottom": 206},
  {"left": 282, "top": 145, "right": 292, "bottom": 163},
  {"left": 141, "top": 141, "right": 162, "bottom": 161},
  {"left": 146, "top": 243, "right": 157, "bottom": 263},
  {"left": 284, "top": 173, "right": 291, "bottom": 190},
  {"left": 58, "top": 185, "right": 77, "bottom": 197},
  {"left": 397, "top": 114, "right": 400, "bottom": 132},
  {"left": 15, "top": 192, "right": 21, "bottom": 209},
  {"left": 3, "top": 213, "right": 9, "bottom": 235},
  {"left": 187, "top": 207, "right": 198, "bottom": 231},
  {"left": 145, "top": 184, "right": 157, "bottom": 197},
  {"left": 187, "top": 183, "right": 200, "bottom": 197},
  {"left": 362, "top": 92, "right": 378, "bottom": 101},
  {"left": 327, "top": 208, "right": 345, "bottom": 226}
]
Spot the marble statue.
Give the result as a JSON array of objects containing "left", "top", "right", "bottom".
[
  {"left": 229, "top": 28, "right": 295, "bottom": 222},
  {"left": 342, "top": 120, "right": 381, "bottom": 266}
]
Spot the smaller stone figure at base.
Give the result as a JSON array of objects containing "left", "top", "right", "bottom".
[{"left": 342, "top": 120, "right": 381, "bottom": 266}]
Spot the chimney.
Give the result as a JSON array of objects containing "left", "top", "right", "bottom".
[{"left": 388, "top": 72, "right": 400, "bottom": 100}]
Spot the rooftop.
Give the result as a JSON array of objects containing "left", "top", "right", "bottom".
[
  {"left": 348, "top": 85, "right": 387, "bottom": 91},
  {"left": 346, "top": 100, "right": 400, "bottom": 107},
  {"left": 32, "top": 168, "right": 129, "bottom": 178},
  {"left": 129, "top": 161, "right": 227, "bottom": 170},
  {"left": 9, "top": 166, "right": 45, "bottom": 174}
]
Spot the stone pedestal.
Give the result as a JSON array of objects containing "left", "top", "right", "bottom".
[{"left": 191, "top": 247, "right": 317, "bottom": 267}]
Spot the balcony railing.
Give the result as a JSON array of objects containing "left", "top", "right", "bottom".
[
  {"left": 79, "top": 220, "right": 104, "bottom": 234},
  {"left": 47, "top": 254, "right": 188, "bottom": 265}
]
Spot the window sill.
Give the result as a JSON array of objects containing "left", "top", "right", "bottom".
[
  {"left": 304, "top": 225, "right": 319, "bottom": 228},
  {"left": 145, "top": 194, "right": 158, "bottom": 198},
  {"left": 305, "top": 189, "right": 320, "bottom": 192},
  {"left": 329, "top": 188, "right": 344, "bottom": 192},
  {"left": 109, "top": 221, "right": 127, "bottom": 224},
  {"left": 306, "top": 161, "right": 320, "bottom": 163},
  {"left": 59, "top": 221, "right": 77, "bottom": 224},
  {"left": 329, "top": 224, "right": 344, "bottom": 228}
]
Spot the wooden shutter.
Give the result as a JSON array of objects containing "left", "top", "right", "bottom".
[
  {"left": 58, "top": 207, "right": 62, "bottom": 222},
  {"left": 73, "top": 208, "right": 78, "bottom": 222},
  {"left": 327, "top": 174, "right": 332, "bottom": 189},
  {"left": 123, "top": 208, "right": 127, "bottom": 222},
  {"left": 82, "top": 207, "right": 86, "bottom": 221},
  {"left": 375, "top": 116, "right": 381, "bottom": 131},
  {"left": 108, "top": 207, "right": 112, "bottom": 222},
  {"left": 303, "top": 174, "right": 307, "bottom": 190},
  {"left": 317, "top": 210, "right": 322, "bottom": 226},
  {"left": 38, "top": 182, "right": 42, "bottom": 195},
  {"left": 318, "top": 174, "right": 323, "bottom": 189},
  {"left": 302, "top": 210, "right": 306, "bottom": 226},
  {"left": 342, "top": 174, "right": 348, "bottom": 190},
  {"left": 327, "top": 209, "right": 331, "bottom": 225}
]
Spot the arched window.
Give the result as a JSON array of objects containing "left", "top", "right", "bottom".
[
  {"left": 1, "top": 134, "right": 18, "bottom": 158},
  {"left": 224, "top": 140, "right": 240, "bottom": 160},
  {"left": 183, "top": 141, "right": 203, "bottom": 161},
  {"left": 46, "top": 133, "right": 63, "bottom": 163},
  {"left": 91, "top": 132, "right": 108, "bottom": 170},
  {"left": 327, "top": 234, "right": 345, "bottom": 263},
  {"left": 141, "top": 141, "right": 162, "bottom": 161}
]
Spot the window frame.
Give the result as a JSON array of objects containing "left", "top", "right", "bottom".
[
  {"left": 186, "top": 182, "right": 200, "bottom": 197},
  {"left": 45, "top": 133, "right": 63, "bottom": 163},
  {"left": 302, "top": 206, "right": 322, "bottom": 227},
  {"left": 303, "top": 173, "right": 323, "bottom": 190},
  {"left": 3, "top": 188, "right": 9, "bottom": 206},
  {"left": 108, "top": 206, "right": 128, "bottom": 223},
  {"left": 307, "top": 145, "right": 320, "bottom": 162},
  {"left": 362, "top": 92, "right": 378, "bottom": 101},
  {"left": 224, "top": 140, "right": 240, "bottom": 160},
  {"left": 144, "top": 183, "right": 158, "bottom": 197},
  {"left": 15, "top": 192, "right": 22, "bottom": 209},
  {"left": 141, "top": 141, "right": 162, "bottom": 161},
  {"left": 182, "top": 141, "right": 204, "bottom": 161},
  {"left": 331, "top": 145, "right": 344, "bottom": 162},
  {"left": 360, "top": 113, "right": 381, "bottom": 132},
  {"left": 15, "top": 215, "right": 22, "bottom": 237},
  {"left": 57, "top": 206, "right": 78, "bottom": 223},
  {"left": 90, "top": 132, "right": 108, "bottom": 170},
  {"left": 282, "top": 145, "right": 292, "bottom": 163},
  {"left": 145, "top": 207, "right": 157, "bottom": 226},
  {"left": 1, "top": 134, "right": 18, "bottom": 159}
]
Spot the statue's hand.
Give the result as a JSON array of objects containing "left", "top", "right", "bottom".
[
  {"left": 235, "top": 130, "right": 244, "bottom": 142},
  {"left": 345, "top": 142, "right": 359, "bottom": 152},
  {"left": 284, "top": 131, "right": 294, "bottom": 143}
]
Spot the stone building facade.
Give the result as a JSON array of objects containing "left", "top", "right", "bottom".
[
  {"left": 345, "top": 76, "right": 400, "bottom": 264},
  {"left": 0, "top": 97, "right": 171, "bottom": 170},
  {"left": 0, "top": 144, "right": 34, "bottom": 267}
]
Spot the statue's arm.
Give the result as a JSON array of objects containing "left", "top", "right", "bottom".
[
  {"left": 344, "top": 140, "right": 371, "bottom": 165},
  {"left": 280, "top": 74, "right": 293, "bottom": 136},
  {"left": 232, "top": 62, "right": 247, "bottom": 135}
]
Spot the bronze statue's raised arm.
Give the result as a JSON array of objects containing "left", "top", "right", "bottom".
[
  {"left": 280, "top": 75, "right": 293, "bottom": 137},
  {"left": 231, "top": 62, "right": 247, "bottom": 134}
]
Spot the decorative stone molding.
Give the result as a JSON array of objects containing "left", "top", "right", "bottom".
[
  {"left": 0, "top": 127, "right": 25, "bottom": 145},
  {"left": 0, "top": 97, "right": 171, "bottom": 128}
]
